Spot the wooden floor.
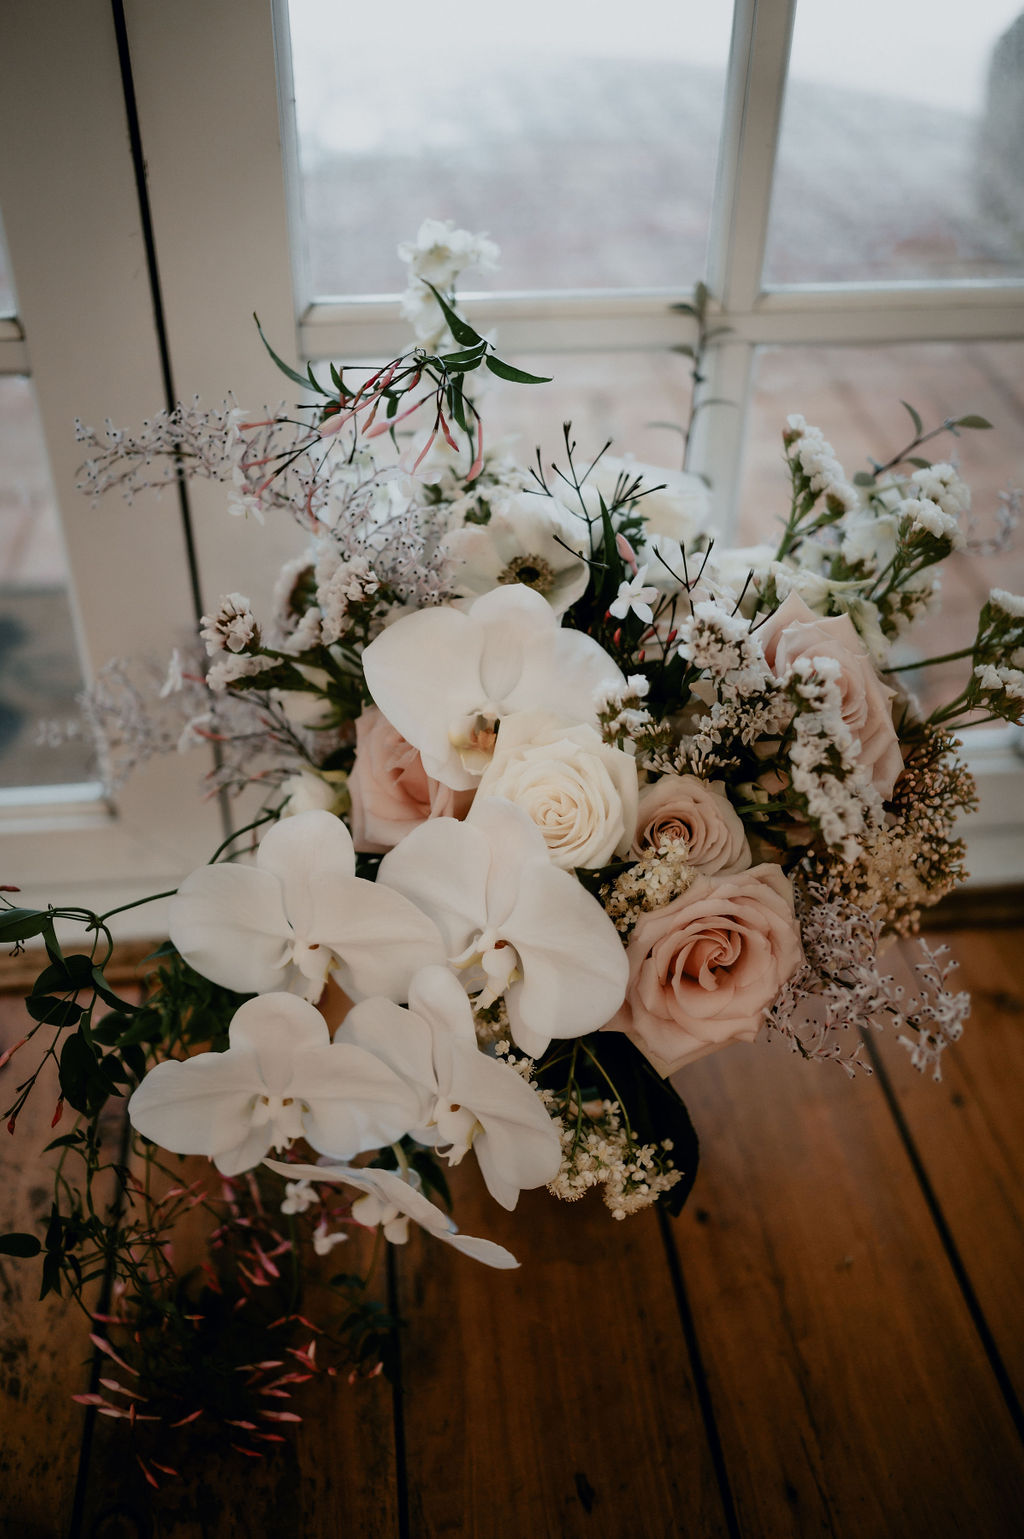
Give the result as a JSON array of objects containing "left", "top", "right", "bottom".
[{"left": 2, "top": 921, "right": 1023, "bottom": 1539}]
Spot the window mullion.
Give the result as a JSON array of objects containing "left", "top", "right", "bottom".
[{"left": 705, "top": 0, "right": 798, "bottom": 314}]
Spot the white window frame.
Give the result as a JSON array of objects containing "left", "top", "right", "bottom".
[{"left": 1, "top": 0, "right": 1021, "bottom": 915}]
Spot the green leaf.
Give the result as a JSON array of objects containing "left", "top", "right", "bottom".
[
  {"left": 90, "top": 1011, "right": 136, "bottom": 1046},
  {"left": 31, "top": 953, "right": 95, "bottom": 996},
  {"left": 42, "top": 1132, "right": 85, "bottom": 1154},
  {"left": 253, "top": 313, "right": 327, "bottom": 395},
  {"left": 954, "top": 414, "right": 993, "bottom": 430},
  {"left": 25, "top": 996, "right": 82, "bottom": 1029},
  {"left": 853, "top": 471, "right": 876, "bottom": 487},
  {"left": 900, "top": 400, "right": 924, "bottom": 436},
  {"left": 59, "top": 1031, "right": 100, "bottom": 1113},
  {"left": 0, "top": 908, "right": 49, "bottom": 943},
  {"left": 671, "top": 344, "right": 695, "bottom": 358},
  {"left": 91, "top": 967, "right": 135, "bottom": 1013},
  {"left": 448, "top": 375, "right": 468, "bottom": 433},
  {"left": 306, "top": 361, "right": 329, "bottom": 397},
  {"left": 905, "top": 456, "right": 933, "bottom": 469},
  {"left": 440, "top": 342, "right": 488, "bottom": 369},
  {"left": 0, "top": 1232, "right": 41, "bottom": 1257},
  {"left": 484, "top": 355, "right": 552, "bottom": 385},
  {"left": 420, "top": 281, "right": 482, "bottom": 348}
]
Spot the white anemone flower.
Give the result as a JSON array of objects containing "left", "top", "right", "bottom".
[
  {"left": 337, "top": 966, "right": 561, "bottom": 1210},
  {"left": 440, "top": 491, "right": 589, "bottom": 616},
  {"left": 361, "top": 584, "right": 625, "bottom": 790},
  {"left": 264, "top": 1158, "right": 519, "bottom": 1269},
  {"left": 128, "top": 993, "right": 422, "bottom": 1176},
  {"left": 168, "top": 809, "right": 444, "bottom": 1003},
  {"left": 377, "top": 798, "right": 628, "bottom": 1059}
]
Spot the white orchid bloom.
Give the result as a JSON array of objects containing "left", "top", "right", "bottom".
[
  {"left": 264, "top": 1158, "right": 520, "bottom": 1269},
  {"left": 337, "top": 966, "right": 561, "bottom": 1210},
  {"left": 440, "top": 491, "right": 589, "bottom": 616},
  {"left": 128, "top": 993, "right": 422, "bottom": 1176},
  {"left": 168, "top": 809, "right": 444, "bottom": 1003},
  {"left": 360, "top": 584, "right": 625, "bottom": 790},
  {"left": 377, "top": 798, "right": 628, "bottom": 1059}
]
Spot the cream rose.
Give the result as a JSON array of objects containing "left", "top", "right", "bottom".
[
  {"left": 475, "top": 710, "right": 639, "bottom": 871},
  {"left": 607, "top": 864, "right": 803, "bottom": 1076},
  {"left": 348, "top": 706, "right": 474, "bottom": 853},
  {"left": 757, "top": 590, "right": 903, "bottom": 799},
  {"left": 632, "top": 775, "right": 751, "bottom": 875}
]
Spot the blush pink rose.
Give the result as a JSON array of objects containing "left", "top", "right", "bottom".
[
  {"left": 756, "top": 590, "right": 903, "bottom": 799},
  {"left": 606, "top": 864, "right": 803, "bottom": 1076},
  {"left": 348, "top": 706, "right": 475, "bottom": 853},
  {"left": 632, "top": 775, "right": 751, "bottom": 874}
]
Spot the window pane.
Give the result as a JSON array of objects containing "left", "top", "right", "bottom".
[
  {"left": 287, "top": 0, "right": 733, "bottom": 297},
  {"left": 765, "top": 1, "right": 1024, "bottom": 283},
  {"left": 0, "top": 377, "right": 93, "bottom": 788},
  {"left": 738, "top": 342, "right": 1024, "bottom": 717}
]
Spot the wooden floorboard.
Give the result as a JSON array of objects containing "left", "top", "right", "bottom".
[
  {"left": 394, "top": 1166, "right": 730, "bottom": 1539},
  {"left": 873, "top": 929, "right": 1024, "bottom": 1416},
  {"left": 2, "top": 924, "right": 1023, "bottom": 1536},
  {"left": 668, "top": 982, "right": 1024, "bottom": 1539},
  {"left": 0, "top": 996, "right": 103, "bottom": 1539}
]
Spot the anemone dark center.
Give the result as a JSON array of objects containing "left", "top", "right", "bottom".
[{"left": 498, "top": 553, "right": 556, "bottom": 594}]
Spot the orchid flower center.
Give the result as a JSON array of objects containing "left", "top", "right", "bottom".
[
  {"left": 452, "top": 926, "right": 522, "bottom": 1009},
  {"left": 449, "top": 710, "right": 502, "bottom": 774},
  {"left": 251, "top": 1092, "right": 307, "bottom": 1151},
  {"left": 288, "top": 937, "right": 333, "bottom": 991}
]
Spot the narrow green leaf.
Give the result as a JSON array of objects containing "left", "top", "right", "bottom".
[
  {"left": 484, "top": 355, "right": 552, "bottom": 385},
  {"left": 0, "top": 1232, "right": 41, "bottom": 1258},
  {"left": 900, "top": 399, "right": 924, "bottom": 436},
  {"left": 671, "top": 344, "right": 695, "bottom": 358},
  {"left": 420, "top": 281, "right": 482, "bottom": 347},
  {"left": 90, "top": 967, "right": 135, "bottom": 1013},
  {"left": 440, "top": 342, "right": 488, "bottom": 368},
  {"left": 306, "top": 361, "right": 328, "bottom": 396},
  {"left": 906, "top": 456, "right": 933, "bottom": 469},
  {"left": 253, "top": 313, "right": 326, "bottom": 395},
  {"left": 852, "top": 471, "right": 876, "bottom": 486},
  {"left": 954, "top": 414, "right": 993, "bottom": 430}
]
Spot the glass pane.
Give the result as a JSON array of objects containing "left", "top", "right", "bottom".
[
  {"left": 0, "top": 377, "right": 93, "bottom": 788},
  {"left": 737, "top": 342, "right": 1024, "bottom": 717},
  {"left": 287, "top": 0, "right": 733, "bottom": 296},
  {"left": 765, "top": 1, "right": 1024, "bottom": 283}
]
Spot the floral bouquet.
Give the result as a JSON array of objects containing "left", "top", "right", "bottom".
[{"left": 3, "top": 223, "right": 1022, "bottom": 1471}]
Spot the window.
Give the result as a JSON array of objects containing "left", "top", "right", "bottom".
[{"left": 3, "top": 0, "right": 1022, "bottom": 906}]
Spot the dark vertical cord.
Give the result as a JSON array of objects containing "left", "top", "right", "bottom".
[
  {"left": 861, "top": 1031, "right": 1024, "bottom": 1445},
  {"left": 109, "top": 0, "right": 204, "bottom": 629},
  {"left": 107, "top": 0, "right": 231, "bottom": 838},
  {"left": 657, "top": 1207, "right": 743, "bottom": 1539}
]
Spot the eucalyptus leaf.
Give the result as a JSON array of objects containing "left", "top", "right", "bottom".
[{"left": 954, "top": 414, "right": 993, "bottom": 430}]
